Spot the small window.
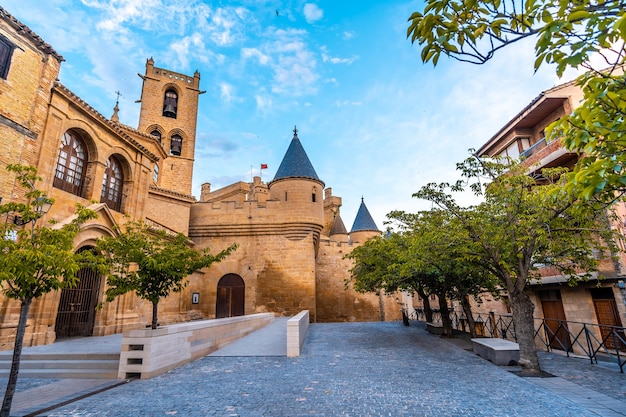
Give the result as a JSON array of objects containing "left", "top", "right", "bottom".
[
  {"left": 150, "top": 130, "right": 162, "bottom": 143},
  {"left": 101, "top": 156, "right": 123, "bottom": 212},
  {"left": 163, "top": 90, "right": 178, "bottom": 118},
  {"left": 285, "top": 191, "right": 288, "bottom": 201},
  {"left": 0, "top": 35, "right": 16, "bottom": 80},
  {"left": 153, "top": 164, "right": 159, "bottom": 183},
  {"left": 312, "top": 193, "right": 316, "bottom": 203},
  {"left": 53, "top": 131, "right": 87, "bottom": 197},
  {"left": 170, "top": 134, "right": 182, "bottom": 156}
]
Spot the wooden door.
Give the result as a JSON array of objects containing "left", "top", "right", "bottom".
[
  {"left": 591, "top": 288, "right": 625, "bottom": 351},
  {"left": 539, "top": 290, "right": 572, "bottom": 351},
  {"left": 215, "top": 274, "right": 245, "bottom": 318}
]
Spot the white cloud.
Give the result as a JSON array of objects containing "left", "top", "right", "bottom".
[
  {"left": 255, "top": 93, "right": 273, "bottom": 110},
  {"left": 241, "top": 48, "right": 270, "bottom": 65},
  {"left": 303, "top": 4, "right": 323, "bottom": 24},
  {"left": 343, "top": 31, "right": 354, "bottom": 40},
  {"left": 169, "top": 33, "right": 226, "bottom": 68},
  {"left": 267, "top": 29, "right": 319, "bottom": 95},
  {"left": 207, "top": 7, "right": 247, "bottom": 46},
  {"left": 82, "top": 0, "right": 170, "bottom": 32},
  {"left": 220, "top": 82, "right": 237, "bottom": 103},
  {"left": 336, "top": 100, "right": 362, "bottom": 107},
  {"left": 320, "top": 46, "right": 358, "bottom": 64}
]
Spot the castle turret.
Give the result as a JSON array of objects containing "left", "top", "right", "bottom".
[
  {"left": 269, "top": 127, "right": 325, "bottom": 227},
  {"left": 349, "top": 198, "right": 380, "bottom": 243}
]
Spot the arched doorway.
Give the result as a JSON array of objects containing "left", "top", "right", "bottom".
[
  {"left": 54, "top": 248, "right": 102, "bottom": 339},
  {"left": 216, "top": 274, "right": 245, "bottom": 318}
]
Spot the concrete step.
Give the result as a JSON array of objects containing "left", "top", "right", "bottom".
[
  {"left": 0, "top": 368, "right": 119, "bottom": 379},
  {"left": 0, "top": 359, "right": 119, "bottom": 370},
  {"left": 0, "top": 353, "right": 119, "bottom": 361},
  {"left": 0, "top": 352, "right": 120, "bottom": 379}
]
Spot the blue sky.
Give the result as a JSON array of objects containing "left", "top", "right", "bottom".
[{"left": 4, "top": 0, "right": 572, "bottom": 228}]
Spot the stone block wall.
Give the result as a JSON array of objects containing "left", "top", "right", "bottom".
[{"left": 316, "top": 237, "right": 400, "bottom": 322}]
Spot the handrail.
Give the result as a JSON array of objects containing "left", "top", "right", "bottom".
[
  {"left": 411, "top": 309, "right": 625, "bottom": 373},
  {"left": 520, "top": 137, "right": 547, "bottom": 159}
]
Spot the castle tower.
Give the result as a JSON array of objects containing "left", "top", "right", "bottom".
[
  {"left": 329, "top": 215, "right": 349, "bottom": 242},
  {"left": 269, "top": 127, "right": 325, "bottom": 227},
  {"left": 136, "top": 58, "right": 202, "bottom": 195},
  {"left": 349, "top": 198, "right": 380, "bottom": 243}
]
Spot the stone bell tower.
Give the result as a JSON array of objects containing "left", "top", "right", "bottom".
[{"left": 136, "top": 58, "right": 203, "bottom": 195}]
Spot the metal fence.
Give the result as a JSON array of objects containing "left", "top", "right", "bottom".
[{"left": 410, "top": 309, "right": 626, "bottom": 373}]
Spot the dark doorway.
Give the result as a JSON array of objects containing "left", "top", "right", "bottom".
[
  {"left": 216, "top": 274, "right": 245, "bottom": 318},
  {"left": 54, "top": 248, "right": 102, "bottom": 339},
  {"left": 539, "top": 290, "right": 572, "bottom": 351},
  {"left": 591, "top": 288, "right": 625, "bottom": 351}
]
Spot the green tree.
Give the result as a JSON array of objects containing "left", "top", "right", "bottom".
[
  {"left": 95, "top": 221, "right": 237, "bottom": 329},
  {"left": 407, "top": 0, "right": 626, "bottom": 202},
  {"left": 414, "top": 156, "right": 617, "bottom": 374},
  {"left": 347, "top": 210, "right": 498, "bottom": 338},
  {"left": 389, "top": 209, "right": 499, "bottom": 338},
  {"left": 0, "top": 165, "right": 97, "bottom": 417}
]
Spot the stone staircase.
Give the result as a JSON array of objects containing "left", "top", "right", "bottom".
[{"left": 0, "top": 352, "right": 120, "bottom": 379}]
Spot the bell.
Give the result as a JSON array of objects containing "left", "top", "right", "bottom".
[{"left": 163, "top": 104, "right": 176, "bottom": 118}]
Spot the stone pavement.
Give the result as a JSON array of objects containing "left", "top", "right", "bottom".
[{"left": 0, "top": 321, "right": 624, "bottom": 416}]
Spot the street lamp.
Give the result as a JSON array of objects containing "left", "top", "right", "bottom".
[{"left": 13, "top": 196, "right": 53, "bottom": 226}]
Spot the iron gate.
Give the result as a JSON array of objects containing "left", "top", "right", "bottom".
[{"left": 54, "top": 264, "right": 101, "bottom": 338}]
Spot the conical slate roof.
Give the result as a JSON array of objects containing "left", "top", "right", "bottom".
[
  {"left": 330, "top": 214, "right": 348, "bottom": 235},
  {"left": 350, "top": 198, "right": 379, "bottom": 232},
  {"left": 273, "top": 127, "right": 320, "bottom": 182}
]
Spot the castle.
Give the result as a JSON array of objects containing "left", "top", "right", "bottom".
[{"left": 0, "top": 7, "right": 399, "bottom": 348}]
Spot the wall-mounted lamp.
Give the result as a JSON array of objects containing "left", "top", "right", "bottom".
[{"left": 13, "top": 196, "right": 52, "bottom": 226}]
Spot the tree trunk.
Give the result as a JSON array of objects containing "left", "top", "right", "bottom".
[
  {"left": 438, "top": 292, "right": 453, "bottom": 338},
  {"left": 416, "top": 287, "right": 434, "bottom": 323},
  {"left": 1, "top": 299, "right": 32, "bottom": 417},
  {"left": 460, "top": 295, "right": 477, "bottom": 338},
  {"left": 510, "top": 290, "right": 541, "bottom": 375},
  {"left": 151, "top": 301, "right": 159, "bottom": 329}
]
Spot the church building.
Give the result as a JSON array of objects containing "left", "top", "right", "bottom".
[{"left": 0, "top": 6, "right": 399, "bottom": 349}]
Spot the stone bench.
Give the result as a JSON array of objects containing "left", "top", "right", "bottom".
[
  {"left": 471, "top": 338, "right": 520, "bottom": 366},
  {"left": 426, "top": 322, "right": 444, "bottom": 335}
]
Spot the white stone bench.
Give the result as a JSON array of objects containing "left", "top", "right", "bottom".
[
  {"left": 471, "top": 338, "right": 520, "bottom": 366},
  {"left": 426, "top": 322, "right": 443, "bottom": 335},
  {"left": 118, "top": 313, "right": 274, "bottom": 379}
]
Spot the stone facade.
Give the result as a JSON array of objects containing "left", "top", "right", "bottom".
[{"left": 0, "top": 7, "right": 397, "bottom": 350}]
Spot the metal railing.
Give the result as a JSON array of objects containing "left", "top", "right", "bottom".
[{"left": 411, "top": 309, "right": 626, "bottom": 373}]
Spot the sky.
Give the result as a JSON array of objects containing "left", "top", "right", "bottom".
[{"left": 3, "top": 0, "right": 574, "bottom": 229}]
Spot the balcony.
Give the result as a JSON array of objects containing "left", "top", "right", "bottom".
[{"left": 520, "top": 137, "right": 547, "bottom": 159}]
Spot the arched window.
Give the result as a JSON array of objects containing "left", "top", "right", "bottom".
[
  {"left": 170, "top": 134, "right": 182, "bottom": 156},
  {"left": 53, "top": 131, "right": 87, "bottom": 197},
  {"left": 150, "top": 129, "right": 162, "bottom": 143},
  {"left": 163, "top": 90, "right": 178, "bottom": 118},
  {"left": 101, "top": 156, "right": 123, "bottom": 211}
]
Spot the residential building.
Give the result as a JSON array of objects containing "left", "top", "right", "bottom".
[{"left": 474, "top": 78, "right": 626, "bottom": 349}]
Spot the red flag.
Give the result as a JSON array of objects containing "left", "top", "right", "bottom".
[{"left": 261, "top": 164, "right": 268, "bottom": 169}]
